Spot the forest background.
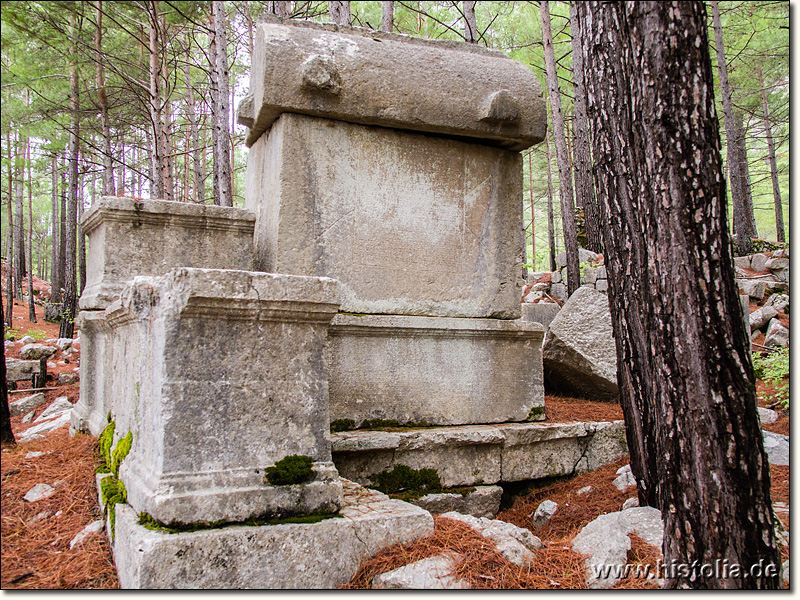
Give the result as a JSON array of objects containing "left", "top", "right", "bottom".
[{"left": 0, "top": 0, "right": 789, "bottom": 305}]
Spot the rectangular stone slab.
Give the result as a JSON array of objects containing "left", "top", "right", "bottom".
[
  {"left": 327, "top": 314, "right": 544, "bottom": 427},
  {"left": 247, "top": 113, "right": 524, "bottom": 318},
  {"left": 70, "top": 311, "right": 110, "bottom": 436},
  {"left": 79, "top": 197, "right": 256, "bottom": 310},
  {"left": 101, "top": 268, "right": 343, "bottom": 525},
  {"left": 244, "top": 17, "right": 546, "bottom": 151}
]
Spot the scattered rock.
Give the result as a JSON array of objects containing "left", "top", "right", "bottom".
[
  {"left": 521, "top": 303, "right": 561, "bottom": 330},
  {"left": 35, "top": 396, "right": 73, "bottom": 422},
  {"left": 551, "top": 270, "right": 562, "bottom": 284},
  {"left": 372, "top": 553, "right": 469, "bottom": 589},
  {"left": 415, "top": 486, "right": 502, "bottom": 519},
  {"left": 577, "top": 486, "right": 593, "bottom": 496},
  {"left": 23, "top": 483, "right": 56, "bottom": 502},
  {"left": 750, "top": 253, "right": 768, "bottom": 272},
  {"left": 757, "top": 407, "right": 779, "bottom": 425},
  {"left": 736, "top": 279, "right": 767, "bottom": 301},
  {"left": 19, "top": 343, "right": 57, "bottom": 360},
  {"left": 749, "top": 306, "right": 779, "bottom": 332},
  {"left": 762, "top": 430, "right": 789, "bottom": 466},
  {"left": 25, "top": 451, "right": 48, "bottom": 459},
  {"left": 542, "top": 286, "right": 617, "bottom": 400},
  {"left": 766, "top": 293, "right": 789, "bottom": 313},
  {"left": 549, "top": 282, "right": 567, "bottom": 302},
  {"left": 18, "top": 412, "right": 72, "bottom": 442},
  {"left": 595, "top": 279, "right": 608, "bottom": 292},
  {"left": 57, "top": 372, "right": 80, "bottom": 386},
  {"left": 5, "top": 357, "right": 40, "bottom": 382},
  {"left": 441, "top": 511, "right": 543, "bottom": 567},
  {"left": 18, "top": 335, "right": 36, "bottom": 344},
  {"left": 54, "top": 338, "right": 73, "bottom": 351},
  {"left": 531, "top": 500, "right": 558, "bottom": 529},
  {"left": 765, "top": 257, "right": 789, "bottom": 271},
  {"left": 47, "top": 362, "right": 57, "bottom": 369},
  {"left": 69, "top": 520, "right": 105, "bottom": 550},
  {"left": 733, "top": 256, "right": 751, "bottom": 270},
  {"left": 9, "top": 392, "right": 47, "bottom": 418},
  {"left": 572, "top": 507, "right": 663, "bottom": 589},
  {"left": 613, "top": 465, "right": 637, "bottom": 491},
  {"left": 26, "top": 511, "right": 52, "bottom": 526},
  {"left": 764, "top": 319, "right": 789, "bottom": 349},
  {"left": 621, "top": 497, "right": 639, "bottom": 510},
  {"left": 782, "top": 560, "right": 789, "bottom": 588},
  {"left": 21, "top": 410, "right": 36, "bottom": 423}
]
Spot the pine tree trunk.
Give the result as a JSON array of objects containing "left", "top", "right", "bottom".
[
  {"left": 545, "top": 132, "right": 556, "bottom": 273},
  {"left": 26, "top": 138, "right": 36, "bottom": 323},
  {"left": 184, "top": 52, "right": 203, "bottom": 203},
  {"left": 541, "top": 1, "right": 579, "bottom": 295},
  {"left": 148, "top": 0, "right": 166, "bottom": 200},
  {"left": 59, "top": 175, "right": 67, "bottom": 297},
  {"left": 529, "top": 151, "right": 536, "bottom": 269},
  {"left": 329, "top": 1, "right": 351, "bottom": 25},
  {"left": 757, "top": 65, "right": 784, "bottom": 242},
  {"left": 1, "top": 295, "right": 15, "bottom": 445},
  {"left": 79, "top": 182, "right": 87, "bottom": 295},
  {"left": 382, "top": 1, "right": 393, "bottom": 32},
  {"left": 463, "top": 1, "right": 477, "bottom": 42},
  {"left": 49, "top": 154, "right": 61, "bottom": 303},
  {"left": 267, "top": 1, "right": 290, "bottom": 18},
  {"left": 582, "top": 1, "right": 780, "bottom": 588},
  {"left": 5, "top": 131, "right": 14, "bottom": 325},
  {"left": 570, "top": 1, "right": 602, "bottom": 254},
  {"left": 733, "top": 111, "right": 757, "bottom": 238},
  {"left": 95, "top": 0, "right": 115, "bottom": 196},
  {"left": 710, "top": 0, "right": 752, "bottom": 256},
  {"left": 14, "top": 138, "right": 25, "bottom": 300},
  {"left": 211, "top": 1, "right": 233, "bottom": 207}
]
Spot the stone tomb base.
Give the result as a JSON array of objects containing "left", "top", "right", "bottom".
[
  {"left": 328, "top": 314, "right": 545, "bottom": 427},
  {"left": 331, "top": 421, "right": 628, "bottom": 488},
  {"left": 107, "top": 478, "right": 434, "bottom": 589}
]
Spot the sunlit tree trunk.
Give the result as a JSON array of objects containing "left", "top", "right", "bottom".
[
  {"left": 382, "top": 1, "right": 393, "bottom": 32},
  {"left": 545, "top": 132, "right": 557, "bottom": 273},
  {"left": 757, "top": 64, "right": 785, "bottom": 242},
  {"left": 95, "top": 0, "right": 115, "bottom": 196},
  {"left": 463, "top": 1, "right": 477, "bottom": 42},
  {"left": 329, "top": 1, "right": 350, "bottom": 25}
]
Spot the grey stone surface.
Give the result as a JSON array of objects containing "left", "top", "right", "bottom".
[
  {"left": 415, "top": 486, "right": 503, "bottom": 519},
  {"left": 782, "top": 559, "right": 789, "bottom": 587},
  {"left": 740, "top": 294, "right": 751, "bottom": 345},
  {"left": 750, "top": 305, "right": 779, "bottom": 331},
  {"left": 621, "top": 497, "right": 639, "bottom": 510},
  {"left": 111, "top": 479, "right": 434, "bottom": 589},
  {"left": 245, "top": 18, "right": 545, "bottom": 151},
  {"left": 750, "top": 253, "right": 768, "bottom": 272},
  {"left": 757, "top": 407, "right": 779, "bottom": 425},
  {"left": 766, "top": 293, "right": 789, "bottom": 313},
  {"left": 733, "top": 255, "right": 751, "bottom": 270},
  {"left": 542, "top": 286, "right": 618, "bottom": 400},
  {"left": 441, "top": 511, "right": 542, "bottom": 566},
  {"left": 18, "top": 412, "right": 72, "bottom": 442},
  {"left": 551, "top": 269, "right": 562, "bottom": 284},
  {"left": 58, "top": 372, "right": 79, "bottom": 385},
  {"left": 332, "top": 420, "right": 627, "bottom": 488},
  {"left": 595, "top": 279, "right": 608, "bottom": 292},
  {"left": 763, "top": 431, "right": 789, "bottom": 466},
  {"left": 69, "top": 520, "right": 105, "bottom": 550},
  {"left": 328, "top": 314, "right": 544, "bottom": 426},
  {"left": 35, "top": 396, "right": 73, "bottom": 422},
  {"left": 549, "top": 282, "right": 567, "bottom": 302},
  {"left": 248, "top": 112, "right": 524, "bottom": 318},
  {"left": 577, "top": 486, "right": 593, "bottom": 496},
  {"left": 556, "top": 249, "right": 600, "bottom": 269},
  {"left": 70, "top": 311, "right": 111, "bottom": 436},
  {"left": 372, "top": 553, "right": 469, "bottom": 589},
  {"left": 9, "top": 392, "right": 47, "bottom": 417},
  {"left": 79, "top": 197, "right": 256, "bottom": 310},
  {"left": 765, "top": 257, "right": 790, "bottom": 271},
  {"left": 98, "top": 268, "right": 343, "bottom": 525},
  {"left": 18, "top": 335, "right": 36, "bottom": 344},
  {"left": 24, "top": 483, "right": 56, "bottom": 502},
  {"left": 737, "top": 278, "right": 767, "bottom": 301},
  {"left": 19, "top": 343, "right": 57, "bottom": 360},
  {"left": 21, "top": 411, "right": 36, "bottom": 423},
  {"left": 532, "top": 499, "right": 558, "bottom": 529},
  {"left": 572, "top": 507, "right": 663, "bottom": 589},
  {"left": 521, "top": 302, "right": 561, "bottom": 330},
  {"left": 612, "top": 464, "right": 637, "bottom": 491},
  {"left": 764, "top": 318, "right": 789, "bottom": 348}
]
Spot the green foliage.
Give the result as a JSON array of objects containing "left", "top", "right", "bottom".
[
  {"left": 751, "top": 239, "right": 789, "bottom": 253},
  {"left": 753, "top": 348, "right": 789, "bottom": 408},
  {"left": 24, "top": 328, "right": 48, "bottom": 340},
  {"left": 111, "top": 431, "right": 132, "bottom": 476},
  {"left": 98, "top": 421, "right": 115, "bottom": 467},
  {"left": 264, "top": 455, "right": 314, "bottom": 486},
  {"left": 372, "top": 465, "right": 442, "bottom": 500},
  {"left": 4, "top": 327, "right": 19, "bottom": 340}
]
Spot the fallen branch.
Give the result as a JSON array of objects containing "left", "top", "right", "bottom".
[{"left": 8, "top": 384, "right": 76, "bottom": 395}]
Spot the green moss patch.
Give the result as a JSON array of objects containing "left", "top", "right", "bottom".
[
  {"left": 265, "top": 455, "right": 314, "bottom": 486},
  {"left": 111, "top": 432, "right": 132, "bottom": 476},
  {"left": 526, "top": 406, "right": 546, "bottom": 421},
  {"left": 372, "top": 465, "right": 442, "bottom": 501},
  {"left": 98, "top": 421, "right": 116, "bottom": 467},
  {"left": 137, "top": 510, "right": 342, "bottom": 534},
  {"left": 330, "top": 419, "right": 357, "bottom": 433}
]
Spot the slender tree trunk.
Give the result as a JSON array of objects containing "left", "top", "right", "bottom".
[
  {"left": 329, "top": 1, "right": 351, "bottom": 25},
  {"left": 528, "top": 151, "right": 535, "bottom": 269},
  {"left": 184, "top": 52, "right": 203, "bottom": 204},
  {"left": 710, "top": 1, "right": 752, "bottom": 256},
  {"left": 14, "top": 137, "right": 24, "bottom": 301},
  {"left": 463, "top": 1, "right": 477, "bottom": 42},
  {"left": 582, "top": 1, "right": 780, "bottom": 588},
  {"left": 60, "top": 13, "right": 80, "bottom": 340},
  {"left": 541, "top": 1, "right": 579, "bottom": 295},
  {"left": 5, "top": 130, "right": 14, "bottom": 323},
  {"left": 570, "top": 1, "right": 602, "bottom": 254},
  {"left": 26, "top": 138, "right": 36, "bottom": 322},
  {"left": 0, "top": 293, "right": 14, "bottom": 445},
  {"left": 95, "top": 0, "right": 115, "bottom": 196},
  {"left": 267, "top": 1, "right": 290, "bottom": 17},
  {"left": 757, "top": 65, "right": 785, "bottom": 242},
  {"left": 545, "top": 132, "right": 557, "bottom": 273},
  {"left": 382, "top": 1, "right": 393, "bottom": 32},
  {"left": 79, "top": 182, "right": 87, "bottom": 296},
  {"left": 211, "top": 1, "right": 233, "bottom": 207},
  {"left": 733, "top": 111, "right": 757, "bottom": 238},
  {"left": 49, "top": 155, "right": 61, "bottom": 303},
  {"left": 147, "top": 0, "right": 166, "bottom": 200}
]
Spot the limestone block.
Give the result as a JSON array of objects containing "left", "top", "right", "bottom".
[
  {"left": 112, "top": 479, "right": 434, "bottom": 589},
  {"left": 440, "top": 511, "right": 543, "bottom": 566},
  {"left": 373, "top": 554, "right": 469, "bottom": 589},
  {"left": 9, "top": 392, "right": 47, "bottom": 417},
  {"left": 248, "top": 113, "right": 524, "bottom": 318},
  {"left": 549, "top": 282, "right": 567, "bottom": 302},
  {"left": 542, "top": 286, "right": 618, "bottom": 400},
  {"left": 757, "top": 407, "right": 779, "bottom": 424},
  {"left": 595, "top": 279, "right": 608, "bottom": 293},
  {"left": 750, "top": 253, "right": 768, "bottom": 272},
  {"left": 79, "top": 197, "right": 255, "bottom": 310},
  {"left": 521, "top": 302, "right": 561, "bottom": 330},
  {"left": 575, "top": 421, "right": 628, "bottom": 473},
  {"left": 765, "top": 257, "right": 789, "bottom": 271},
  {"left": 245, "top": 18, "right": 545, "bottom": 151},
  {"left": 20, "top": 343, "right": 57, "bottom": 360},
  {"left": 415, "top": 486, "right": 503, "bottom": 519},
  {"left": 5, "top": 357, "right": 40, "bottom": 382},
  {"left": 328, "top": 314, "right": 544, "bottom": 426},
  {"left": 736, "top": 278, "right": 767, "bottom": 301},
  {"left": 70, "top": 311, "right": 111, "bottom": 436},
  {"left": 740, "top": 294, "right": 751, "bottom": 345},
  {"left": 105, "top": 268, "right": 343, "bottom": 525},
  {"left": 551, "top": 270, "right": 562, "bottom": 284},
  {"left": 734, "top": 255, "right": 751, "bottom": 270},
  {"left": 532, "top": 499, "right": 558, "bottom": 529},
  {"left": 556, "top": 248, "right": 599, "bottom": 269},
  {"left": 764, "top": 318, "right": 789, "bottom": 348},
  {"left": 766, "top": 293, "right": 789, "bottom": 313},
  {"left": 750, "top": 305, "right": 779, "bottom": 332}
]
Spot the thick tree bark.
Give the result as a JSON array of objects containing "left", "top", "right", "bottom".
[
  {"left": 329, "top": 1, "right": 351, "bottom": 25},
  {"left": 540, "top": 1, "right": 579, "bottom": 295},
  {"left": 757, "top": 65, "right": 784, "bottom": 242},
  {"left": 582, "top": 1, "right": 780, "bottom": 588},
  {"left": 710, "top": 0, "right": 752, "bottom": 256},
  {"left": 570, "top": 1, "right": 602, "bottom": 254},
  {"left": 26, "top": 138, "right": 36, "bottom": 322},
  {"left": 211, "top": 1, "right": 233, "bottom": 207},
  {"left": 463, "top": 1, "right": 477, "bottom": 43},
  {"left": 381, "top": 1, "right": 393, "bottom": 32},
  {"left": 0, "top": 294, "right": 14, "bottom": 445},
  {"left": 545, "top": 132, "right": 557, "bottom": 273},
  {"left": 95, "top": 0, "right": 115, "bottom": 196}
]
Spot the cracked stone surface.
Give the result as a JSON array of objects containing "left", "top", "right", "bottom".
[{"left": 440, "top": 511, "right": 543, "bottom": 567}]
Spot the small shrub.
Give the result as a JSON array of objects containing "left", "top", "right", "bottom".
[
  {"left": 372, "top": 465, "right": 442, "bottom": 499},
  {"left": 26, "top": 328, "right": 48, "bottom": 341},
  {"left": 4, "top": 327, "right": 19, "bottom": 340},
  {"left": 265, "top": 455, "right": 314, "bottom": 486},
  {"left": 753, "top": 348, "right": 789, "bottom": 409}
]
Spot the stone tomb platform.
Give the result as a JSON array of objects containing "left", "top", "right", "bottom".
[
  {"left": 102, "top": 268, "right": 344, "bottom": 525},
  {"left": 328, "top": 314, "right": 545, "bottom": 427},
  {"left": 331, "top": 421, "right": 628, "bottom": 488},
  {"left": 108, "top": 478, "right": 434, "bottom": 589}
]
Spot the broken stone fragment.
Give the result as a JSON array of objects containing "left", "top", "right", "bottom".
[
  {"left": 531, "top": 499, "right": 558, "bottom": 529},
  {"left": 372, "top": 553, "right": 469, "bottom": 589}
]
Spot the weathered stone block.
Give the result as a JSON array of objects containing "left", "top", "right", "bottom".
[
  {"left": 79, "top": 198, "right": 256, "bottom": 310},
  {"left": 521, "top": 302, "right": 561, "bottom": 330},
  {"left": 247, "top": 113, "right": 524, "bottom": 318},
  {"left": 415, "top": 485, "right": 503, "bottom": 519},
  {"left": 244, "top": 18, "right": 546, "bottom": 151},
  {"left": 101, "top": 268, "right": 342, "bottom": 525},
  {"left": 328, "top": 314, "right": 544, "bottom": 426},
  {"left": 5, "top": 357, "right": 40, "bottom": 382},
  {"left": 111, "top": 479, "right": 434, "bottom": 589},
  {"left": 70, "top": 311, "right": 110, "bottom": 436}
]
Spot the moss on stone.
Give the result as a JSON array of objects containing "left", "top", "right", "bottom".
[
  {"left": 526, "top": 406, "right": 546, "bottom": 421},
  {"left": 98, "top": 421, "right": 116, "bottom": 467},
  {"left": 100, "top": 475, "right": 127, "bottom": 542},
  {"left": 330, "top": 418, "right": 357, "bottom": 433},
  {"left": 372, "top": 465, "right": 442, "bottom": 500},
  {"left": 111, "top": 432, "right": 133, "bottom": 476},
  {"left": 137, "top": 510, "right": 342, "bottom": 534},
  {"left": 264, "top": 455, "right": 314, "bottom": 486}
]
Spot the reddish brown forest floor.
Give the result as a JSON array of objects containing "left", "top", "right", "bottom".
[{"left": 1, "top": 297, "right": 790, "bottom": 589}]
